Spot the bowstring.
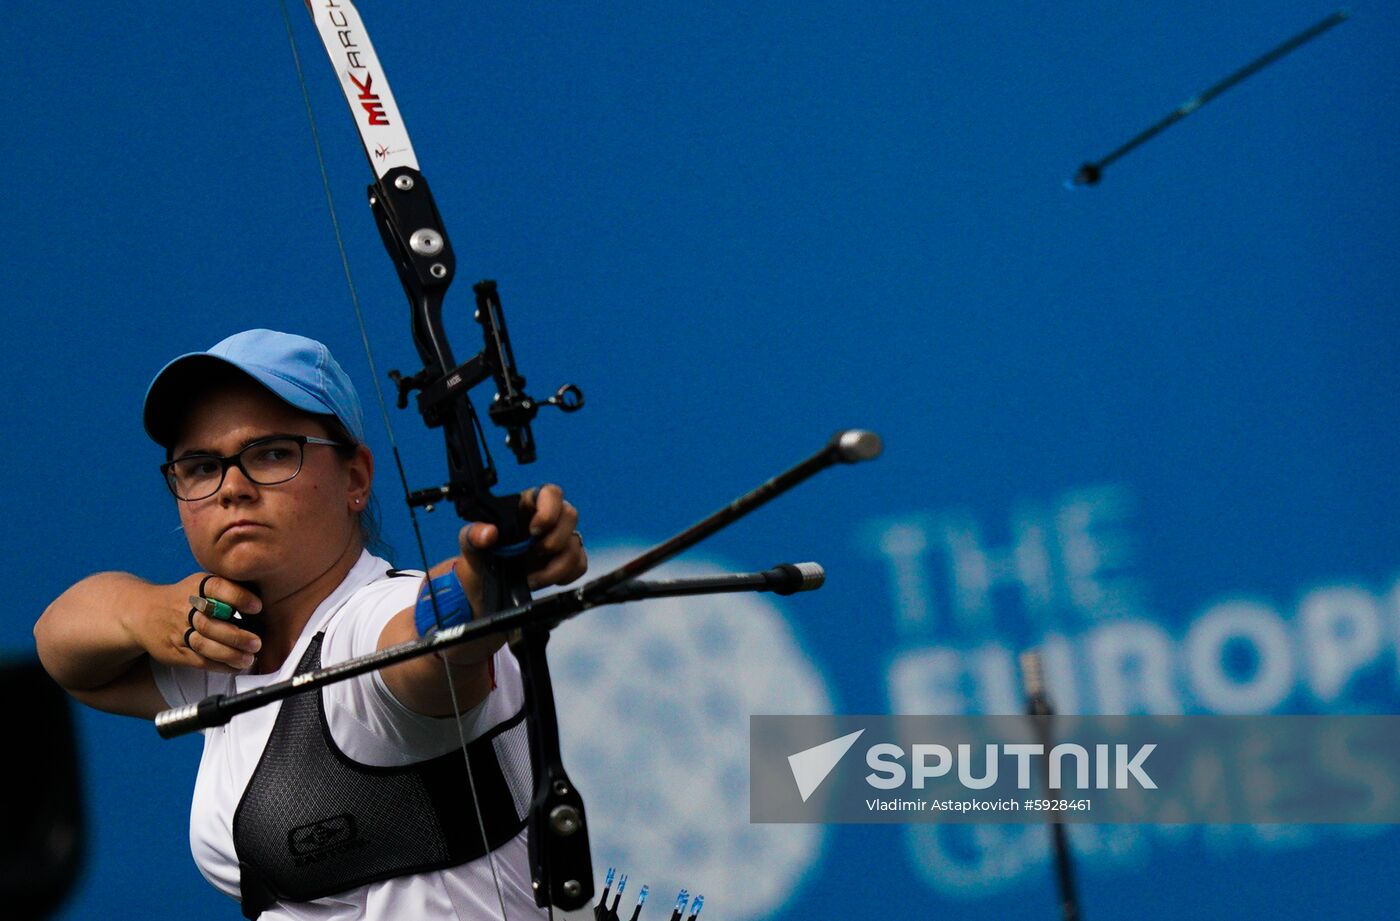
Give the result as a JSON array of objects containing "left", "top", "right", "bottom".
[{"left": 276, "top": 4, "right": 513, "bottom": 918}]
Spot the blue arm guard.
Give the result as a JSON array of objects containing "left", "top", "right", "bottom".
[{"left": 414, "top": 571, "right": 473, "bottom": 635}]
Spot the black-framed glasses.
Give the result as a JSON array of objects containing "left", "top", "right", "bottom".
[{"left": 160, "top": 435, "right": 347, "bottom": 501}]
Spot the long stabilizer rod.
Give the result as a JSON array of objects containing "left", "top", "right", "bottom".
[{"left": 575, "top": 430, "right": 881, "bottom": 606}]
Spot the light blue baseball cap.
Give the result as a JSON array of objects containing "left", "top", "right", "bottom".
[{"left": 143, "top": 329, "right": 366, "bottom": 448}]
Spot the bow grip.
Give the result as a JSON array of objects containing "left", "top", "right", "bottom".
[{"left": 474, "top": 491, "right": 536, "bottom": 612}]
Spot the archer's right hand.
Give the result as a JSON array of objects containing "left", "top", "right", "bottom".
[{"left": 157, "top": 573, "right": 264, "bottom": 674}]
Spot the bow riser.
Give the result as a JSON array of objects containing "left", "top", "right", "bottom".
[{"left": 301, "top": 0, "right": 595, "bottom": 911}]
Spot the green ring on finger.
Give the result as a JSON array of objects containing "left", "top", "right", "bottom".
[{"left": 189, "top": 595, "right": 236, "bottom": 622}]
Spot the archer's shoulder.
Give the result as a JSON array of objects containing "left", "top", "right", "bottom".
[
  {"left": 321, "top": 564, "right": 423, "bottom": 659},
  {"left": 343, "top": 564, "right": 423, "bottom": 610}
]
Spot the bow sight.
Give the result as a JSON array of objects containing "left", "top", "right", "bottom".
[{"left": 370, "top": 163, "right": 584, "bottom": 511}]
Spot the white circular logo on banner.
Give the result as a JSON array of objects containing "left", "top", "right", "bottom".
[{"left": 551, "top": 547, "right": 832, "bottom": 918}]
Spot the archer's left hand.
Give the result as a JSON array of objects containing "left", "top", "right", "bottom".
[
  {"left": 394, "top": 486, "right": 585, "bottom": 705},
  {"left": 454, "top": 483, "right": 586, "bottom": 610}
]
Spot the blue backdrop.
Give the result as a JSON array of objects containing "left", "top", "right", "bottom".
[{"left": 6, "top": 2, "right": 1396, "bottom": 919}]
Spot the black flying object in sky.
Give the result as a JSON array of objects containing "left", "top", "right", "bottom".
[{"left": 1071, "top": 10, "right": 1351, "bottom": 187}]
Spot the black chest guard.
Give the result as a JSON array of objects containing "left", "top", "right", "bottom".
[{"left": 232, "top": 631, "right": 530, "bottom": 919}]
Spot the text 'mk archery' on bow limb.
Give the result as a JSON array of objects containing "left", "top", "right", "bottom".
[{"left": 151, "top": 2, "right": 883, "bottom": 919}]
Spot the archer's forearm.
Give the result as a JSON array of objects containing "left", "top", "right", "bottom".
[
  {"left": 377, "top": 606, "right": 498, "bottom": 717},
  {"left": 35, "top": 572, "right": 163, "bottom": 691}
]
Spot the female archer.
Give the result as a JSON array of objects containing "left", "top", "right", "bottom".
[{"left": 34, "top": 328, "right": 584, "bottom": 919}]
